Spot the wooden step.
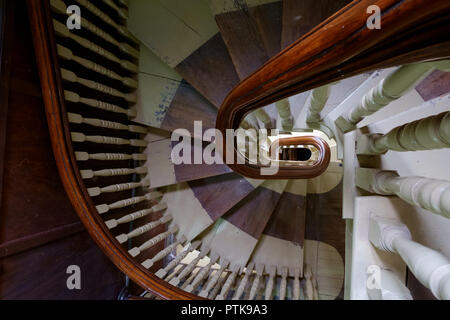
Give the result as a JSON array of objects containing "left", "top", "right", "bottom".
[
  {"left": 128, "top": 1, "right": 240, "bottom": 108},
  {"left": 249, "top": 180, "right": 307, "bottom": 276},
  {"left": 162, "top": 173, "right": 264, "bottom": 241},
  {"left": 133, "top": 45, "right": 218, "bottom": 136},
  {"left": 144, "top": 138, "right": 232, "bottom": 188},
  {"left": 281, "top": 0, "right": 351, "bottom": 49},
  {"left": 305, "top": 181, "right": 345, "bottom": 264},
  {"left": 199, "top": 180, "right": 288, "bottom": 269},
  {"left": 174, "top": 34, "right": 240, "bottom": 108},
  {"left": 213, "top": 1, "right": 282, "bottom": 79}
]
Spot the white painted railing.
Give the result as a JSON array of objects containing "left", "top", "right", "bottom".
[
  {"left": 276, "top": 99, "right": 293, "bottom": 130},
  {"left": 336, "top": 61, "right": 450, "bottom": 132},
  {"left": 367, "top": 267, "right": 412, "bottom": 300},
  {"left": 369, "top": 215, "right": 450, "bottom": 300},
  {"left": 356, "top": 168, "right": 450, "bottom": 218},
  {"left": 357, "top": 111, "right": 450, "bottom": 155},
  {"left": 306, "top": 84, "right": 332, "bottom": 124}
]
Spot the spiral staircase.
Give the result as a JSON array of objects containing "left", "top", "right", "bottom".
[{"left": 16, "top": 0, "right": 450, "bottom": 300}]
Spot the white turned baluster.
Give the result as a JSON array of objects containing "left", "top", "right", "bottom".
[
  {"left": 74, "top": 0, "right": 139, "bottom": 44},
  {"left": 181, "top": 269, "right": 200, "bottom": 290},
  {"left": 50, "top": 0, "right": 139, "bottom": 60},
  {"left": 88, "top": 179, "right": 150, "bottom": 197},
  {"left": 71, "top": 132, "right": 127, "bottom": 145},
  {"left": 249, "top": 264, "right": 264, "bottom": 300},
  {"left": 61, "top": 69, "right": 137, "bottom": 103},
  {"left": 279, "top": 266, "right": 288, "bottom": 300},
  {"left": 357, "top": 111, "right": 450, "bottom": 155},
  {"left": 116, "top": 214, "right": 172, "bottom": 244},
  {"left": 128, "top": 225, "right": 178, "bottom": 257},
  {"left": 209, "top": 271, "right": 230, "bottom": 299},
  {"left": 165, "top": 265, "right": 184, "bottom": 282},
  {"left": 233, "top": 262, "right": 254, "bottom": 300},
  {"left": 155, "top": 241, "right": 202, "bottom": 279},
  {"left": 67, "top": 112, "right": 146, "bottom": 133},
  {"left": 369, "top": 215, "right": 450, "bottom": 300},
  {"left": 254, "top": 109, "right": 273, "bottom": 129},
  {"left": 53, "top": 20, "right": 138, "bottom": 73},
  {"left": 96, "top": 191, "right": 162, "bottom": 214},
  {"left": 367, "top": 267, "right": 413, "bottom": 300},
  {"left": 304, "top": 264, "right": 314, "bottom": 300},
  {"left": 240, "top": 120, "right": 253, "bottom": 130},
  {"left": 336, "top": 61, "right": 450, "bottom": 132},
  {"left": 199, "top": 260, "right": 230, "bottom": 298},
  {"left": 306, "top": 84, "right": 332, "bottom": 123},
  {"left": 276, "top": 99, "right": 293, "bottom": 130},
  {"left": 71, "top": 132, "right": 146, "bottom": 147},
  {"left": 185, "top": 254, "right": 219, "bottom": 293},
  {"left": 75, "top": 152, "right": 146, "bottom": 162},
  {"left": 141, "top": 236, "right": 186, "bottom": 269},
  {"left": 216, "top": 265, "right": 240, "bottom": 300},
  {"left": 57, "top": 45, "right": 137, "bottom": 89},
  {"left": 264, "top": 265, "right": 277, "bottom": 300},
  {"left": 169, "top": 248, "right": 209, "bottom": 287},
  {"left": 356, "top": 168, "right": 450, "bottom": 218},
  {"left": 80, "top": 166, "right": 147, "bottom": 179},
  {"left": 292, "top": 267, "right": 301, "bottom": 300},
  {"left": 105, "top": 202, "right": 167, "bottom": 229},
  {"left": 65, "top": 91, "right": 137, "bottom": 117}
]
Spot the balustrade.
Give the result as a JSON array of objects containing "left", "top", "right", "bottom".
[{"left": 369, "top": 215, "right": 450, "bottom": 300}]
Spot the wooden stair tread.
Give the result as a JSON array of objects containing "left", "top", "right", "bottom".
[
  {"left": 187, "top": 173, "right": 261, "bottom": 222},
  {"left": 305, "top": 181, "right": 345, "bottom": 261},
  {"left": 160, "top": 84, "right": 218, "bottom": 134},
  {"left": 263, "top": 190, "right": 306, "bottom": 246},
  {"left": 199, "top": 180, "right": 287, "bottom": 268},
  {"left": 281, "top": 0, "right": 351, "bottom": 49},
  {"left": 174, "top": 33, "right": 240, "bottom": 108},
  {"left": 163, "top": 173, "right": 263, "bottom": 241},
  {"left": 145, "top": 138, "right": 231, "bottom": 188},
  {"left": 134, "top": 46, "right": 218, "bottom": 135},
  {"left": 248, "top": 180, "right": 307, "bottom": 275},
  {"left": 215, "top": 4, "right": 280, "bottom": 80},
  {"left": 248, "top": 2, "right": 283, "bottom": 59}
]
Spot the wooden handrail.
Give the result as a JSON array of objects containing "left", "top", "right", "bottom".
[
  {"left": 26, "top": 0, "right": 450, "bottom": 300},
  {"left": 216, "top": 0, "right": 450, "bottom": 179},
  {"left": 26, "top": 0, "right": 201, "bottom": 300},
  {"left": 268, "top": 136, "right": 331, "bottom": 179}
]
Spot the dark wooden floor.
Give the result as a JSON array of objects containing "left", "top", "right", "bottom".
[{"left": 0, "top": 0, "right": 125, "bottom": 299}]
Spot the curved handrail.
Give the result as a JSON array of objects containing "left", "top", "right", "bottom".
[
  {"left": 27, "top": 0, "right": 201, "bottom": 300},
  {"left": 216, "top": 0, "right": 450, "bottom": 179},
  {"left": 268, "top": 136, "right": 331, "bottom": 179},
  {"left": 26, "top": 0, "right": 450, "bottom": 300}
]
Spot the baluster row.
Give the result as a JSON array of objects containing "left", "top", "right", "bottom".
[
  {"left": 53, "top": 20, "right": 138, "bottom": 73},
  {"left": 57, "top": 45, "right": 138, "bottom": 89},
  {"left": 50, "top": 0, "right": 138, "bottom": 59},
  {"left": 66, "top": 91, "right": 136, "bottom": 117},
  {"left": 336, "top": 60, "right": 450, "bottom": 132},
  {"left": 61, "top": 69, "right": 137, "bottom": 103}
]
